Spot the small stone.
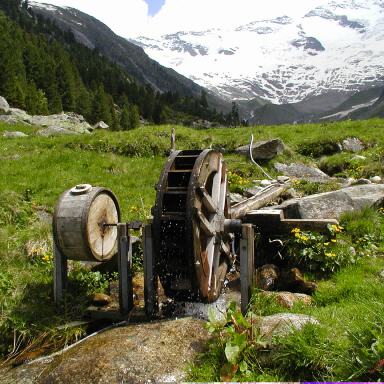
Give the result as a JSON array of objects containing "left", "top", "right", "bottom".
[
  {"left": 3, "top": 131, "right": 28, "bottom": 138},
  {"left": 370, "top": 176, "right": 382, "bottom": 184},
  {"left": 284, "top": 188, "right": 299, "bottom": 199},
  {"left": 255, "top": 264, "right": 279, "bottom": 291},
  {"left": 92, "top": 293, "right": 111, "bottom": 307},
  {"left": 379, "top": 270, "right": 384, "bottom": 279},
  {"left": 349, "top": 246, "right": 356, "bottom": 256},
  {"left": 260, "top": 291, "right": 312, "bottom": 309},
  {"left": 244, "top": 186, "right": 263, "bottom": 197},
  {"left": 277, "top": 175, "right": 290, "bottom": 183},
  {"left": 341, "top": 137, "right": 364, "bottom": 152},
  {"left": 260, "top": 179, "right": 272, "bottom": 187},
  {"left": 93, "top": 121, "right": 109, "bottom": 130},
  {"left": 230, "top": 193, "right": 246, "bottom": 204},
  {"left": 351, "top": 155, "right": 366, "bottom": 161},
  {"left": 352, "top": 178, "right": 372, "bottom": 185}
]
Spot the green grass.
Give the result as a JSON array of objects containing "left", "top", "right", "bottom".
[
  {"left": 188, "top": 208, "right": 384, "bottom": 382},
  {"left": 0, "top": 118, "right": 384, "bottom": 367}
]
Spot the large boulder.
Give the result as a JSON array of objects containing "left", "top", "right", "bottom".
[
  {"left": 274, "top": 184, "right": 384, "bottom": 219},
  {"left": 2, "top": 317, "right": 210, "bottom": 384},
  {"left": 275, "top": 162, "right": 330, "bottom": 182},
  {"left": 9, "top": 108, "right": 31, "bottom": 122},
  {"left": 29, "top": 112, "right": 92, "bottom": 134},
  {"left": 0, "top": 96, "right": 9, "bottom": 114},
  {"left": 236, "top": 138, "right": 285, "bottom": 160}
]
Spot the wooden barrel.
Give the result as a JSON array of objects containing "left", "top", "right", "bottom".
[{"left": 53, "top": 185, "right": 121, "bottom": 262}]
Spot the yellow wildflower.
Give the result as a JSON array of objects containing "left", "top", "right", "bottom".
[
  {"left": 331, "top": 239, "right": 337, "bottom": 243},
  {"left": 324, "top": 242, "right": 330, "bottom": 246},
  {"left": 291, "top": 227, "right": 301, "bottom": 234}
]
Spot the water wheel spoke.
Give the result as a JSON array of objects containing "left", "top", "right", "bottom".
[
  {"left": 206, "top": 237, "right": 215, "bottom": 288},
  {"left": 195, "top": 209, "right": 215, "bottom": 236},
  {"left": 218, "top": 173, "right": 227, "bottom": 213},
  {"left": 197, "top": 186, "right": 217, "bottom": 214},
  {"left": 211, "top": 161, "right": 222, "bottom": 207},
  {"left": 220, "top": 240, "right": 231, "bottom": 257}
]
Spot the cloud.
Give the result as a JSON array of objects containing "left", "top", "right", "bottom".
[
  {"left": 32, "top": 0, "right": 150, "bottom": 37},
  {"left": 32, "top": 0, "right": 331, "bottom": 37},
  {"left": 149, "top": 0, "right": 329, "bottom": 35}
]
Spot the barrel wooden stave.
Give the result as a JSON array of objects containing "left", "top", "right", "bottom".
[{"left": 53, "top": 186, "right": 120, "bottom": 262}]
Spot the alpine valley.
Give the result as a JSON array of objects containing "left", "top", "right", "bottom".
[{"left": 25, "top": 0, "right": 384, "bottom": 124}]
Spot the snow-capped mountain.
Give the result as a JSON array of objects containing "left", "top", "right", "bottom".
[{"left": 131, "top": 0, "right": 384, "bottom": 106}]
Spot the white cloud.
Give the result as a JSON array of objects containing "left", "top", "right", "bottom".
[
  {"left": 32, "top": 0, "right": 331, "bottom": 37},
  {"left": 149, "top": 0, "right": 330, "bottom": 35},
  {"left": 32, "top": 0, "right": 150, "bottom": 37}
]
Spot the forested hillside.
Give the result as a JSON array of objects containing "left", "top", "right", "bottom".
[{"left": 0, "top": 0, "right": 230, "bottom": 128}]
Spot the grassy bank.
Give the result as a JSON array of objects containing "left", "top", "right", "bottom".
[
  {"left": 0, "top": 118, "right": 383, "bottom": 369},
  {"left": 188, "top": 208, "right": 384, "bottom": 382}
]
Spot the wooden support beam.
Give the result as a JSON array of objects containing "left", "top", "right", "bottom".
[
  {"left": 240, "top": 224, "right": 255, "bottom": 315},
  {"left": 144, "top": 224, "right": 158, "bottom": 319},
  {"left": 54, "top": 243, "right": 67, "bottom": 309},
  {"left": 231, "top": 184, "right": 286, "bottom": 219},
  {"left": 244, "top": 209, "right": 339, "bottom": 234}
]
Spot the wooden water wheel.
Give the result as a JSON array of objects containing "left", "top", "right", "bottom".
[{"left": 152, "top": 150, "right": 234, "bottom": 302}]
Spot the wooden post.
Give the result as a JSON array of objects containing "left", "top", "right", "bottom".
[
  {"left": 240, "top": 224, "right": 255, "bottom": 315},
  {"left": 144, "top": 224, "right": 158, "bottom": 318},
  {"left": 117, "top": 224, "right": 133, "bottom": 316},
  {"left": 54, "top": 242, "right": 67, "bottom": 308}
]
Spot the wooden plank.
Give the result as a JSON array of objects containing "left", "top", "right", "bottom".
[
  {"left": 244, "top": 209, "right": 339, "bottom": 233},
  {"left": 281, "top": 218, "right": 339, "bottom": 232},
  {"left": 231, "top": 184, "right": 286, "bottom": 219},
  {"left": 144, "top": 224, "right": 158, "bottom": 319}
]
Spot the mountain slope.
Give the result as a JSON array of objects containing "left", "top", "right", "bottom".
[
  {"left": 29, "top": 2, "right": 229, "bottom": 112},
  {"left": 131, "top": 0, "right": 384, "bottom": 112}
]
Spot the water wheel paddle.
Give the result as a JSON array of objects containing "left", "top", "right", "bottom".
[{"left": 152, "top": 150, "right": 233, "bottom": 302}]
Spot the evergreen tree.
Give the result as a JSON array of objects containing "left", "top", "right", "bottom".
[{"left": 128, "top": 104, "right": 140, "bottom": 129}]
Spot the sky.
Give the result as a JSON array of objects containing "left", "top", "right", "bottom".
[{"left": 31, "top": 0, "right": 330, "bottom": 37}]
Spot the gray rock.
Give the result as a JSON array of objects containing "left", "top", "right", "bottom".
[
  {"left": 256, "top": 313, "right": 319, "bottom": 339},
  {"left": 0, "top": 115, "right": 26, "bottom": 125},
  {"left": 236, "top": 138, "right": 285, "bottom": 160},
  {"left": 3, "top": 131, "right": 28, "bottom": 138},
  {"left": 370, "top": 176, "right": 382, "bottom": 184},
  {"left": 352, "top": 178, "right": 372, "bottom": 185},
  {"left": 29, "top": 112, "right": 92, "bottom": 134},
  {"left": 274, "top": 184, "right": 384, "bottom": 219},
  {"left": 0, "top": 96, "right": 9, "bottom": 114},
  {"left": 2, "top": 317, "right": 209, "bottom": 384},
  {"left": 260, "top": 179, "right": 272, "bottom": 187},
  {"left": 9, "top": 108, "right": 31, "bottom": 121},
  {"left": 341, "top": 137, "right": 364, "bottom": 152},
  {"left": 37, "top": 126, "right": 77, "bottom": 137},
  {"left": 277, "top": 175, "right": 290, "bottom": 183},
  {"left": 93, "top": 121, "right": 109, "bottom": 130},
  {"left": 244, "top": 186, "right": 263, "bottom": 198},
  {"left": 274, "top": 162, "right": 329, "bottom": 182},
  {"left": 230, "top": 193, "right": 247, "bottom": 204}
]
